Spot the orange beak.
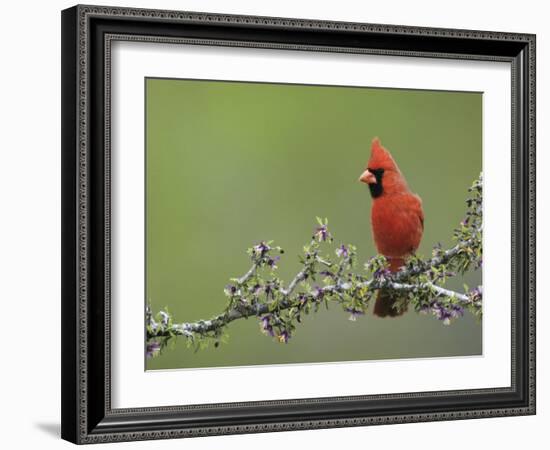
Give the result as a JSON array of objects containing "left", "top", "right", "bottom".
[{"left": 359, "top": 169, "right": 377, "bottom": 184}]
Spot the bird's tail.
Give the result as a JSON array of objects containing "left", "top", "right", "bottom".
[{"left": 373, "top": 258, "right": 407, "bottom": 318}]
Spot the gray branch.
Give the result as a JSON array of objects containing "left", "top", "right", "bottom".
[{"left": 149, "top": 262, "right": 475, "bottom": 339}]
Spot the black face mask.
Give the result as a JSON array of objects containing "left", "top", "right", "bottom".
[{"left": 367, "top": 168, "right": 385, "bottom": 198}]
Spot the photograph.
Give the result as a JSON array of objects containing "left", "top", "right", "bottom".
[
  {"left": 144, "top": 78, "right": 483, "bottom": 370},
  {"left": 58, "top": 4, "right": 536, "bottom": 444}
]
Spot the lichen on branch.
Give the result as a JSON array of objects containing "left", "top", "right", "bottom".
[{"left": 146, "top": 174, "right": 483, "bottom": 358}]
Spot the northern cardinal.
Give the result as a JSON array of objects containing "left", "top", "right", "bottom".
[{"left": 359, "top": 138, "right": 424, "bottom": 317}]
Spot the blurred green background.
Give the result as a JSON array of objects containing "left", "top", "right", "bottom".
[{"left": 145, "top": 78, "right": 482, "bottom": 370}]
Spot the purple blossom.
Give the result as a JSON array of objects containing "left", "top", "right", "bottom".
[
  {"left": 345, "top": 307, "right": 365, "bottom": 321},
  {"left": 260, "top": 315, "right": 275, "bottom": 336},
  {"left": 146, "top": 341, "right": 161, "bottom": 359},
  {"left": 267, "top": 255, "right": 280, "bottom": 270},
  {"left": 470, "top": 286, "right": 482, "bottom": 299},
  {"left": 297, "top": 293, "right": 308, "bottom": 304},
  {"left": 373, "top": 268, "right": 391, "bottom": 280},
  {"left": 431, "top": 302, "right": 464, "bottom": 325},
  {"left": 312, "top": 285, "right": 324, "bottom": 300},
  {"left": 253, "top": 241, "right": 270, "bottom": 258},
  {"left": 336, "top": 244, "right": 349, "bottom": 258},
  {"left": 314, "top": 224, "right": 330, "bottom": 242},
  {"left": 277, "top": 330, "right": 290, "bottom": 343}
]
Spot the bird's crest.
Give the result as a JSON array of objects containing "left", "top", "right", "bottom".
[{"left": 368, "top": 137, "right": 399, "bottom": 172}]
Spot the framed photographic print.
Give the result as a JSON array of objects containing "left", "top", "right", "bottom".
[{"left": 61, "top": 4, "right": 536, "bottom": 444}]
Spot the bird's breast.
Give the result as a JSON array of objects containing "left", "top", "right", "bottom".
[{"left": 371, "top": 194, "right": 423, "bottom": 258}]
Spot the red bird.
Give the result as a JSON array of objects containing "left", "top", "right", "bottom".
[{"left": 359, "top": 138, "right": 424, "bottom": 317}]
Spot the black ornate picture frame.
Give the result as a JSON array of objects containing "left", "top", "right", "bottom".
[{"left": 61, "top": 4, "right": 536, "bottom": 444}]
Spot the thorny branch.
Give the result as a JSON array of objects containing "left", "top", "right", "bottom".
[{"left": 146, "top": 174, "right": 483, "bottom": 358}]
